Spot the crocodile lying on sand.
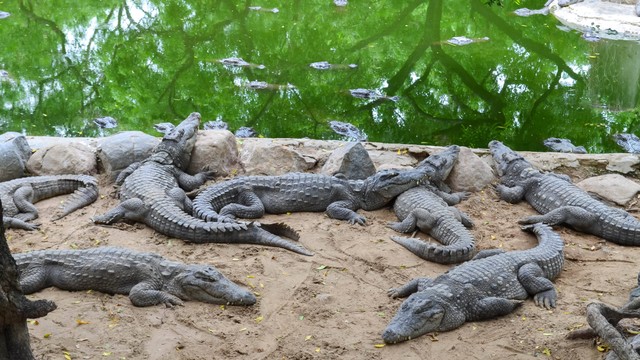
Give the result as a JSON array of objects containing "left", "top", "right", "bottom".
[
  {"left": 382, "top": 223, "right": 564, "bottom": 344},
  {"left": 93, "top": 112, "right": 312, "bottom": 256},
  {"left": 389, "top": 145, "right": 476, "bottom": 264},
  {"left": 2, "top": 175, "right": 99, "bottom": 230},
  {"left": 490, "top": 140, "right": 640, "bottom": 246},
  {"left": 192, "top": 167, "right": 431, "bottom": 226},
  {"left": 16, "top": 247, "right": 256, "bottom": 307}
]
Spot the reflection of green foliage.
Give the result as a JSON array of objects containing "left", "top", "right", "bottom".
[{"left": 0, "top": 0, "right": 638, "bottom": 152}]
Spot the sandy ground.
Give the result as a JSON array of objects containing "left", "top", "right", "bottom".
[{"left": 7, "top": 171, "right": 640, "bottom": 360}]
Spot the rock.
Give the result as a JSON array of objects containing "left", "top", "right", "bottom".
[
  {"left": 0, "top": 132, "right": 31, "bottom": 181},
  {"left": 240, "top": 140, "right": 315, "bottom": 175},
  {"left": 96, "top": 131, "right": 159, "bottom": 181},
  {"left": 576, "top": 174, "right": 640, "bottom": 206},
  {"left": 187, "top": 130, "right": 240, "bottom": 177},
  {"left": 321, "top": 142, "right": 376, "bottom": 179},
  {"left": 447, "top": 147, "right": 495, "bottom": 192},
  {"left": 26, "top": 142, "right": 96, "bottom": 175},
  {"left": 605, "top": 153, "right": 640, "bottom": 174}
]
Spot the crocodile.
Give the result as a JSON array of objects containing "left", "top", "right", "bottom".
[
  {"left": 1, "top": 175, "right": 99, "bottom": 230},
  {"left": 192, "top": 167, "right": 431, "bottom": 226},
  {"left": 15, "top": 247, "right": 256, "bottom": 307},
  {"left": 614, "top": 133, "right": 640, "bottom": 154},
  {"left": 490, "top": 140, "right": 640, "bottom": 246},
  {"left": 92, "top": 112, "right": 312, "bottom": 256},
  {"left": 543, "top": 137, "right": 587, "bottom": 154},
  {"left": 388, "top": 146, "right": 476, "bottom": 264},
  {"left": 558, "top": 0, "right": 640, "bottom": 17},
  {"left": 382, "top": 223, "right": 564, "bottom": 344}
]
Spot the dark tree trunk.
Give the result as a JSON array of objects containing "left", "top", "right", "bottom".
[{"left": 0, "top": 199, "right": 56, "bottom": 359}]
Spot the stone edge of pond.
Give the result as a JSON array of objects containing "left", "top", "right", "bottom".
[
  {"left": 549, "top": 0, "right": 640, "bottom": 41},
  {"left": 19, "top": 134, "right": 640, "bottom": 178}
]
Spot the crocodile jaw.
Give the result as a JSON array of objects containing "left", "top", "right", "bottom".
[
  {"left": 417, "top": 145, "right": 460, "bottom": 183},
  {"left": 153, "top": 112, "right": 201, "bottom": 169},
  {"left": 172, "top": 265, "right": 257, "bottom": 306},
  {"left": 382, "top": 292, "right": 445, "bottom": 344}
]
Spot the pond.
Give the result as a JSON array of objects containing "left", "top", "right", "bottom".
[{"left": 1, "top": 0, "right": 639, "bottom": 153}]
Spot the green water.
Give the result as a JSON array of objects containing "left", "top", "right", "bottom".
[{"left": 1, "top": 0, "right": 639, "bottom": 152}]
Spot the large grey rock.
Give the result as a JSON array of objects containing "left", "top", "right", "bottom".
[
  {"left": 576, "top": 174, "right": 640, "bottom": 206},
  {"left": 187, "top": 130, "right": 240, "bottom": 177},
  {"left": 97, "top": 131, "right": 159, "bottom": 181},
  {"left": 26, "top": 142, "right": 97, "bottom": 175},
  {"left": 321, "top": 142, "right": 376, "bottom": 179},
  {"left": 447, "top": 147, "right": 495, "bottom": 192},
  {"left": 240, "top": 140, "right": 315, "bottom": 175},
  {"left": 0, "top": 132, "right": 31, "bottom": 181}
]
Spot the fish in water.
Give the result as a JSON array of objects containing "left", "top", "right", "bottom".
[
  {"left": 349, "top": 88, "right": 399, "bottom": 102},
  {"left": 248, "top": 6, "right": 279, "bottom": 13},
  {"left": 309, "top": 61, "right": 358, "bottom": 70},
  {"left": 93, "top": 116, "right": 118, "bottom": 129},
  {"left": 235, "top": 127, "right": 257, "bottom": 138},
  {"left": 153, "top": 122, "right": 175, "bottom": 135},
  {"left": 218, "top": 57, "right": 265, "bottom": 70},
  {"left": 513, "top": 7, "right": 549, "bottom": 16},
  {"left": 0, "top": 69, "right": 13, "bottom": 82},
  {"left": 444, "top": 36, "right": 490, "bottom": 46},
  {"left": 334, "top": 0, "right": 348, "bottom": 6},
  {"left": 0, "top": 11, "right": 10, "bottom": 19},
  {"left": 242, "top": 80, "right": 296, "bottom": 91},
  {"left": 329, "top": 120, "right": 367, "bottom": 142},
  {"left": 203, "top": 120, "right": 229, "bottom": 130}
]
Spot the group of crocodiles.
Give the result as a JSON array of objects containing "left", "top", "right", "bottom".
[{"left": 3, "top": 113, "right": 640, "bottom": 354}]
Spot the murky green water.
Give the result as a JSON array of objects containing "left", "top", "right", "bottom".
[{"left": 1, "top": 0, "right": 639, "bottom": 152}]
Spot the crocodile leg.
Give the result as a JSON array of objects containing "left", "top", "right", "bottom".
[
  {"left": 469, "top": 297, "right": 523, "bottom": 321},
  {"left": 326, "top": 200, "right": 365, "bottom": 225},
  {"left": 166, "top": 188, "right": 193, "bottom": 214},
  {"left": 449, "top": 208, "right": 474, "bottom": 228},
  {"left": 3, "top": 217, "right": 40, "bottom": 230},
  {"left": 176, "top": 170, "right": 212, "bottom": 191},
  {"left": 432, "top": 189, "right": 471, "bottom": 206},
  {"left": 387, "top": 212, "right": 422, "bottom": 233},
  {"left": 220, "top": 191, "right": 265, "bottom": 219},
  {"left": 388, "top": 277, "right": 433, "bottom": 299},
  {"left": 472, "top": 249, "right": 506, "bottom": 260},
  {"left": 518, "top": 262, "right": 557, "bottom": 309},
  {"left": 129, "top": 282, "right": 184, "bottom": 307},
  {"left": 495, "top": 184, "right": 526, "bottom": 203},
  {"left": 518, "top": 205, "right": 597, "bottom": 230},
  {"left": 12, "top": 185, "right": 39, "bottom": 221},
  {"left": 93, "top": 198, "right": 148, "bottom": 224},
  {"left": 116, "top": 162, "right": 142, "bottom": 185},
  {"left": 15, "top": 264, "right": 46, "bottom": 293}
]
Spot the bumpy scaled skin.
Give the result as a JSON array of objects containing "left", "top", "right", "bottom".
[
  {"left": 15, "top": 247, "right": 256, "bottom": 307},
  {"left": 192, "top": 167, "right": 430, "bottom": 226},
  {"left": 490, "top": 140, "right": 640, "bottom": 246},
  {"left": 93, "top": 113, "right": 312, "bottom": 256},
  {"left": 543, "top": 137, "right": 587, "bottom": 154},
  {"left": 389, "top": 145, "right": 476, "bottom": 264},
  {"left": 1, "top": 175, "right": 99, "bottom": 230},
  {"left": 382, "top": 223, "right": 564, "bottom": 344}
]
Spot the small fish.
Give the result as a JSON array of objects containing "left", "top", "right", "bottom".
[
  {"left": 219, "top": 57, "right": 265, "bottom": 69},
  {"left": 349, "top": 88, "right": 398, "bottom": 102},
  {"left": 203, "top": 120, "right": 229, "bottom": 130},
  {"left": 248, "top": 6, "right": 279, "bottom": 13},
  {"left": 309, "top": 61, "right": 358, "bottom": 70},
  {"left": 242, "top": 80, "right": 296, "bottom": 90},
  {"left": 334, "top": 0, "right": 348, "bottom": 6},
  {"left": 93, "top": 116, "right": 118, "bottom": 129},
  {"left": 235, "top": 127, "right": 257, "bottom": 138},
  {"left": 0, "top": 69, "right": 13, "bottom": 82},
  {"left": 445, "top": 36, "right": 490, "bottom": 46},
  {"left": 0, "top": 11, "right": 10, "bottom": 19},
  {"left": 153, "top": 122, "right": 175, "bottom": 135},
  {"left": 329, "top": 120, "right": 367, "bottom": 142},
  {"left": 513, "top": 7, "right": 549, "bottom": 17},
  {"left": 581, "top": 32, "right": 601, "bottom": 42}
]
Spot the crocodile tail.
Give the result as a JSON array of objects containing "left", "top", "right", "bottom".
[
  {"left": 260, "top": 222, "right": 300, "bottom": 241},
  {"left": 252, "top": 224, "right": 313, "bottom": 256},
  {"left": 52, "top": 176, "right": 99, "bottom": 220},
  {"left": 390, "top": 236, "right": 475, "bottom": 264}
]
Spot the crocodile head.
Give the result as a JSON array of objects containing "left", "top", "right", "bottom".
[
  {"left": 360, "top": 168, "right": 427, "bottom": 210},
  {"left": 489, "top": 140, "right": 534, "bottom": 179},
  {"left": 416, "top": 145, "right": 460, "bottom": 184},
  {"left": 382, "top": 289, "right": 464, "bottom": 344},
  {"left": 151, "top": 112, "right": 201, "bottom": 170},
  {"left": 166, "top": 264, "right": 257, "bottom": 306}
]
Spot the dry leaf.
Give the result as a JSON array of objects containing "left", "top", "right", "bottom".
[
  {"left": 374, "top": 344, "right": 385, "bottom": 348},
  {"left": 305, "top": 335, "right": 312, "bottom": 341},
  {"left": 28, "top": 320, "right": 39, "bottom": 325},
  {"left": 44, "top": 333, "right": 51, "bottom": 338},
  {"left": 542, "top": 348, "right": 551, "bottom": 356},
  {"left": 76, "top": 319, "right": 90, "bottom": 325},
  {"left": 255, "top": 316, "right": 264, "bottom": 323}
]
